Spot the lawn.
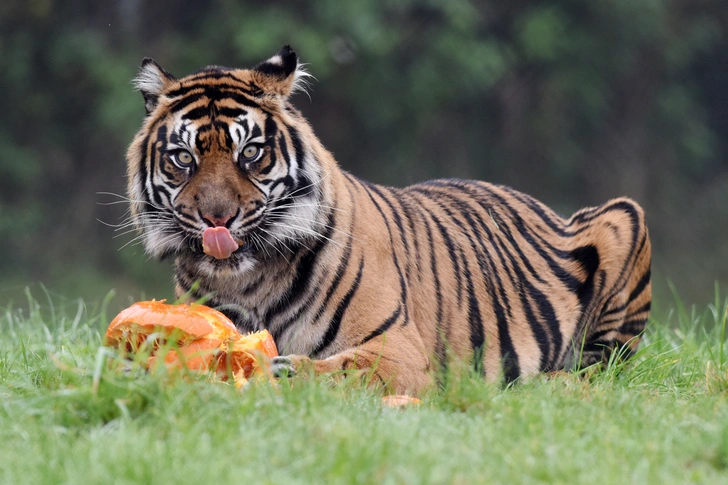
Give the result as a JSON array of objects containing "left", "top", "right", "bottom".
[{"left": 2, "top": 289, "right": 728, "bottom": 484}]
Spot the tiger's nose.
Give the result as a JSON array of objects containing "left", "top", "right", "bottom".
[{"left": 201, "top": 211, "right": 236, "bottom": 228}]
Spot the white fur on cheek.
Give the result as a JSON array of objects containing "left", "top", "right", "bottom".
[
  {"left": 129, "top": 173, "right": 146, "bottom": 228},
  {"left": 274, "top": 201, "right": 322, "bottom": 242},
  {"left": 266, "top": 149, "right": 326, "bottom": 246},
  {"left": 141, "top": 226, "right": 185, "bottom": 259},
  {"left": 134, "top": 118, "right": 197, "bottom": 259}
]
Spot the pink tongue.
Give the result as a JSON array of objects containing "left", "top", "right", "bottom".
[{"left": 202, "top": 227, "right": 240, "bottom": 259}]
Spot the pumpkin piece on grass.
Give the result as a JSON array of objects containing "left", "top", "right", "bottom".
[
  {"left": 105, "top": 300, "right": 278, "bottom": 384},
  {"left": 381, "top": 395, "right": 422, "bottom": 407},
  {"left": 105, "top": 300, "right": 239, "bottom": 348}
]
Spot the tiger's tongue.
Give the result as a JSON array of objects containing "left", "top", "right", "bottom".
[{"left": 202, "top": 227, "right": 240, "bottom": 260}]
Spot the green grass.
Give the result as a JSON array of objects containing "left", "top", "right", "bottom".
[{"left": 2, "top": 289, "right": 728, "bottom": 484}]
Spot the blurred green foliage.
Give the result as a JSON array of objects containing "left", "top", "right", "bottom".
[{"left": 0, "top": 0, "right": 726, "bottom": 304}]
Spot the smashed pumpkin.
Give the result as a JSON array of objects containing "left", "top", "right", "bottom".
[{"left": 105, "top": 300, "right": 277, "bottom": 386}]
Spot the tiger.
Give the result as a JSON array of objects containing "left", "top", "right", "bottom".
[{"left": 126, "top": 46, "right": 652, "bottom": 394}]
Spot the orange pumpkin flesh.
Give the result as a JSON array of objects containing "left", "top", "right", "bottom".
[{"left": 106, "top": 300, "right": 278, "bottom": 386}]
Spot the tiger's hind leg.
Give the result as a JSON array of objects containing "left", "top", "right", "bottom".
[{"left": 571, "top": 198, "right": 652, "bottom": 369}]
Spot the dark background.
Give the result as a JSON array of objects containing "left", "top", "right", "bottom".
[{"left": 1, "top": 0, "right": 726, "bottom": 309}]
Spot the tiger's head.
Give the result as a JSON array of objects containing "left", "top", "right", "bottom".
[{"left": 126, "top": 46, "right": 327, "bottom": 276}]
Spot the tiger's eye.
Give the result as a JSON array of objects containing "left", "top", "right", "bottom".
[
  {"left": 172, "top": 150, "right": 194, "bottom": 168},
  {"left": 242, "top": 145, "right": 259, "bottom": 159}
]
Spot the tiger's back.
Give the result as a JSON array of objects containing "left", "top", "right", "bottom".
[{"left": 125, "top": 46, "right": 651, "bottom": 393}]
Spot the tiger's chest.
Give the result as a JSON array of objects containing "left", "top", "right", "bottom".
[{"left": 176, "top": 254, "right": 326, "bottom": 351}]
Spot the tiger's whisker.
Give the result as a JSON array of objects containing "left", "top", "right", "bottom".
[
  {"left": 268, "top": 222, "right": 348, "bottom": 249},
  {"left": 258, "top": 227, "right": 297, "bottom": 256},
  {"left": 257, "top": 228, "right": 295, "bottom": 264},
  {"left": 281, "top": 169, "right": 333, "bottom": 199},
  {"left": 266, "top": 214, "right": 357, "bottom": 242},
  {"left": 266, "top": 203, "right": 348, "bottom": 214}
]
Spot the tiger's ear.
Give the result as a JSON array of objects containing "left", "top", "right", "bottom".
[
  {"left": 252, "top": 45, "right": 312, "bottom": 99},
  {"left": 133, "top": 58, "right": 176, "bottom": 114}
]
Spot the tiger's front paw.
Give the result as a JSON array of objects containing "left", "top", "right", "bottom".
[{"left": 270, "top": 355, "right": 312, "bottom": 378}]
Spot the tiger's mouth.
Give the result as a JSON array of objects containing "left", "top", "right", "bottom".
[
  {"left": 202, "top": 226, "right": 241, "bottom": 259},
  {"left": 170, "top": 212, "right": 270, "bottom": 262},
  {"left": 186, "top": 234, "right": 255, "bottom": 259}
]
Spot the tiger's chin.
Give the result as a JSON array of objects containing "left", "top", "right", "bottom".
[
  {"left": 185, "top": 239, "right": 260, "bottom": 278},
  {"left": 194, "top": 254, "right": 259, "bottom": 279}
]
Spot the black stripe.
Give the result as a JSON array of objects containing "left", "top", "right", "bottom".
[
  {"left": 428, "top": 181, "right": 580, "bottom": 293},
  {"left": 264, "top": 209, "right": 335, "bottom": 324},
  {"left": 259, "top": 115, "right": 280, "bottom": 176},
  {"left": 216, "top": 89, "right": 265, "bottom": 109},
  {"left": 274, "top": 133, "right": 292, "bottom": 180},
  {"left": 166, "top": 82, "right": 261, "bottom": 103},
  {"left": 626, "top": 301, "right": 651, "bottom": 318},
  {"left": 158, "top": 156, "right": 177, "bottom": 182},
  {"left": 619, "top": 318, "right": 648, "bottom": 336},
  {"left": 441, "top": 192, "right": 555, "bottom": 370},
  {"left": 315, "top": 234, "right": 353, "bottom": 316},
  {"left": 399, "top": 194, "right": 422, "bottom": 276},
  {"left": 173, "top": 214, "right": 198, "bottom": 232},
  {"left": 287, "top": 125, "right": 305, "bottom": 171},
  {"left": 408, "top": 190, "right": 463, "bottom": 307},
  {"left": 603, "top": 302, "right": 627, "bottom": 317},
  {"left": 241, "top": 201, "right": 263, "bottom": 220},
  {"left": 278, "top": 206, "right": 347, "bottom": 333},
  {"left": 422, "top": 203, "right": 492, "bottom": 376},
  {"left": 585, "top": 328, "right": 614, "bottom": 343},
  {"left": 499, "top": 185, "right": 576, "bottom": 237},
  {"left": 166, "top": 77, "right": 248, "bottom": 98},
  {"left": 181, "top": 106, "right": 209, "bottom": 121},
  {"left": 414, "top": 187, "right": 520, "bottom": 379},
  {"left": 627, "top": 269, "right": 651, "bottom": 304},
  {"left": 312, "top": 257, "right": 365, "bottom": 355},
  {"left": 260, "top": 139, "right": 279, "bottom": 177},
  {"left": 249, "top": 123, "right": 262, "bottom": 140},
  {"left": 314, "top": 188, "right": 356, "bottom": 319},
  {"left": 187, "top": 70, "right": 242, "bottom": 81},
  {"left": 572, "top": 200, "right": 639, "bottom": 225},
  {"left": 418, "top": 182, "right": 576, "bottom": 369},
  {"left": 570, "top": 245, "right": 600, "bottom": 311},
  {"left": 168, "top": 89, "right": 266, "bottom": 118},
  {"left": 138, "top": 134, "right": 151, "bottom": 208},
  {"left": 217, "top": 106, "right": 247, "bottom": 118},
  {"left": 360, "top": 305, "right": 402, "bottom": 345},
  {"left": 442, "top": 198, "right": 523, "bottom": 377},
  {"left": 268, "top": 175, "right": 294, "bottom": 195},
  {"left": 419, "top": 203, "right": 447, "bottom": 372},
  {"left": 150, "top": 125, "right": 169, "bottom": 207},
  {"left": 241, "top": 271, "right": 267, "bottom": 297},
  {"left": 358, "top": 181, "right": 410, "bottom": 325},
  {"left": 485, "top": 187, "right": 581, "bottom": 293},
  {"left": 168, "top": 92, "right": 206, "bottom": 114},
  {"left": 589, "top": 205, "right": 646, "bottom": 329},
  {"left": 467, "top": 189, "right": 565, "bottom": 370},
  {"left": 572, "top": 201, "right": 642, "bottom": 313},
  {"left": 366, "top": 183, "right": 412, "bottom": 282},
  {"left": 598, "top": 317, "right": 624, "bottom": 327},
  {"left": 582, "top": 339, "right": 617, "bottom": 354}
]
